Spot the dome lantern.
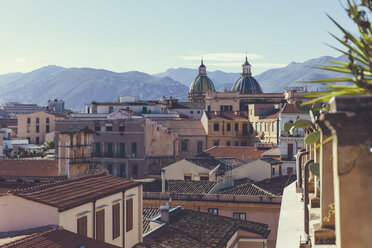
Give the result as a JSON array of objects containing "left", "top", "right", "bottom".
[{"left": 231, "top": 56, "right": 263, "bottom": 94}]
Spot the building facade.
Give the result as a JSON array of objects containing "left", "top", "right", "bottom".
[{"left": 17, "top": 111, "right": 66, "bottom": 144}]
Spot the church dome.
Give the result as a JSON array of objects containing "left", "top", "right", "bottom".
[
  {"left": 231, "top": 56, "right": 263, "bottom": 94},
  {"left": 189, "top": 60, "right": 215, "bottom": 93}
]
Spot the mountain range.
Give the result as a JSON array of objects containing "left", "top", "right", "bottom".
[{"left": 0, "top": 55, "right": 347, "bottom": 110}]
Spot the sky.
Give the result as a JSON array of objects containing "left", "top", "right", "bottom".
[{"left": 0, "top": 0, "right": 355, "bottom": 75}]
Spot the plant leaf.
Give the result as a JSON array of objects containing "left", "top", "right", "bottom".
[
  {"left": 294, "top": 119, "right": 314, "bottom": 129},
  {"left": 305, "top": 131, "right": 321, "bottom": 145},
  {"left": 310, "top": 162, "right": 320, "bottom": 177},
  {"left": 284, "top": 122, "right": 294, "bottom": 132}
]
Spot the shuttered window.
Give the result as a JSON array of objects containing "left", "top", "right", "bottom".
[
  {"left": 126, "top": 198, "right": 133, "bottom": 232},
  {"left": 96, "top": 209, "right": 105, "bottom": 241},
  {"left": 77, "top": 216, "right": 87, "bottom": 236},
  {"left": 112, "top": 204, "right": 120, "bottom": 239}
]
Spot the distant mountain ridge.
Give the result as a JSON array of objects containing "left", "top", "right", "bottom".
[{"left": 0, "top": 55, "right": 347, "bottom": 110}]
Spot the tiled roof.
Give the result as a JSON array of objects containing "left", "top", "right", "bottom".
[
  {"left": 218, "top": 183, "right": 276, "bottom": 197},
  {"left": 260, "top": 157, "right": 283, "bottom": 165},
  {"left": 1, "top": 227, "right": 117, "bottom": 248},
  {"left": 0, "top": 159, "right": 58, "bottom": 177},
  {"left": 59, "top": 126, "right": 95, "bottom": 134},
  {"left": 282, "top": 103, "right": 303, "bottom": 114},
  {"left": 13, "top": 174, "right": 140, "bottom": 211},
  {"left": 153, "top": 120, "right": 206, "bottom": 136},
  {"left": 197, "top": 146, "right": 267, "bottom": 160},
  {"left": 169, "top": 102, "right": 205, "bottom": 109},
  {"left": 143, "top": 208, "right": 161, "bottom": 233},
  {"left": 137, "top": 208, "right": 270, "bottom": 248},
  {"left": 204, "top": 111, "right": 248, "bottom": 120},
  {"left": 254, "top": 174, "right": 296, "bottom": 196},
  {"left": 185, "top": 157, "right": 235, "bottom": 175},
  {"left": 142, "top": 179, "right": 217, "bottom": 194},
  {"left": 0, "top": 182, "right": 41, "bottom": 195}
]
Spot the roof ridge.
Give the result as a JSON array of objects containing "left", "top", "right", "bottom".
[
  {"left": 250, "top": 183, "right": 277, "bottom": 197},
  {"left": 13, "top": 172, "right": 106, "bottom": 194}
]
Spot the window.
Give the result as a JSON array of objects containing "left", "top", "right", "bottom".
[
  {"left": 230, "top": 106, "right": 232, "bottom": 111},
  {"left": 119, "top": 125, "right": 125, "bottom": 132},
  {"left": 255, "top": 122, "right": 258, "bottom": 131},
  {"left": 27, "top": 118, "right": 31, "bottom": 124},
  {"left": 226, "top": 141, "right": 231, "bottom": 146},
  {"left": 132, "top": 164, "right": 138, "bottom": 175},
  {"left": 27, "top": 137, "right": 30, "bottom": 143},
  {"left": 233, "top": 213, "right": 246, "bottom": 220},
  {"left": 96, "top": 209, "right": 105, "bottom": 241},
  {"left": 120, "top": 143, "right": 125, "bottom": 157},
  {"left": 241, "top": 141, "right": 247, "bottom": 146},
  {"left": 208, "top": 208, "right": 218, "bottom": 215},
  {"left": 207, "top": 106, "right": 211, "bottom": 111},
  {"left": 142, "top": 107, "right": 147, "bottom": 113},
  {"left": 184, "top": 175, "right": 192, "bottom": 180},
  {"left": 120, "top": 164, "right": 126, "bottom": 178},
  {"left": 190, "top": 111, "right": 193, "bottom": 114},
  {"left": 27, "top": 125, "right": 30, "bottom": 133},
  {"left": 46, "top": 118, "right": 49, "bottom": 124},
  {"left": 107, "top": 143, "right": 113, "bottom": 154},
  {"left": 126, "top": 198, "right": 133, "bottom": 232},
  {"left": 131, "top": 142, "right": 137, "bottom": 154},
  {"left": 234, "top": 141, "right": 239, "bottom": 146},
  {"left": 109, "top": 106, "right": 114, "bottom": 113},
  {"left": 279, "top": 165, "right": 282, "bottom": 176},
  {"left": 77, "top": 216, "right": 87, "bottom": 236},
  {"left": 95, "top": 126, "right": 101, "bottom": 132},
  {"left": 265, "top": 122, "right": 267, "bottom": 132},
  {"left": 181, "top": 141, "right": 188, "bottom": 151},
  {"left": 272, "top": 167, "right": 275, "bottom": 175},
  {"left": 112, "top": 204, "right": 120, "bottom": 239},
  {"left": 197, "top": 111, "right": 200, "bottom": 114},
  {"left": 36, "top": 125, "right": 39, "bottom": 133},
  {"left": 213, "top": 123, "right": 219, "bottom": 132},
  {"left": 220, "top": 106, "right": 223, "bottom": 111},
  {"left": 36, "top": 137, "right": 40, "bottom": 144},
  {"left": 95, "top": 143, "right": 101, "bottom": 156},
  {"left": 108, "top": 164, "right": 113, "bottom": 174},
  {"left": 223, "top": 105, "right": 229, "bottom": 111},
  {"left": 260, "top": 122, "right": 262, "bottom": 131},
  {"left": 197, "top": 141, "right": 203, "bottom": 154},
  {"left": 106, "top": 126, "right": 113, "bottom": 132},
  {"left": 250, "top": 109, "right": 253, "bottom": 115},
  {"left": 235, "top": 123, "right": 239, "bottom": 132},
  {"left": 46, "top": 125, "right": 50, "bottom": 133},
  {"left": 200, "top": 174, "right": 209, "bottom": 181},
  {"left": 227, "top": 123, "right": 231, "bottom": 132},
  {"left": 213, "top": 140, "right": 219, "bottom": 146},
  {"left": 272, "top": 122, "right": 275, "bottom": 132},
  {"left": 36, "top": 118, "right": 39, "bottom": 124}
]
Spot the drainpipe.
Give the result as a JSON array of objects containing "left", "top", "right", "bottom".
[
  {"left": 304, "top": 159, "right": 314, "bottom": 235},
  {"left": 122, "top": 190, "right": 126, "bottom": 248},
  {"left": 92, "top": 200, "right": 96, "bottom": 239},
  {"left": 296, "top": 149, "right": 308, "bottom": 188},
  {"left": 161, "top": 169, "right": 165, "bottom": 193}
]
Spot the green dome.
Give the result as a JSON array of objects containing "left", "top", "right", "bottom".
[{"left": 189, "top": 75, "right": 215, "bottom": 93}]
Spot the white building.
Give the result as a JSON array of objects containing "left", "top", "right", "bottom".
[{"left": 278, "top": 103, "right": 311, "bottom": 175}]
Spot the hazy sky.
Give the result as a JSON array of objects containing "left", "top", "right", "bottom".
[{"left": 0, "top": 0, "right": 354, "bottom": 75}]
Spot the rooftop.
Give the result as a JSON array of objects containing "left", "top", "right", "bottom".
[
  {"left": 261, "top": 109, "right": 280, "bottom": 119},
  {"left": 11, "top": 174, "right": 140, "bottom": 211},
  {"left": 204, "top": 111, "right": 248, "bottom": 120},
  {"left": 153, "top": 119, "right": 206, "bottom": 136},
  {"left": 218, "top": 182, "right": 276, "bottom": 197},
  {"left": 185, "top": 157, "right": 236, "bottom": 175},
  {"left": 281, "top": 103, "right": 303, "bottom": 114},
  {"left": 59, "top": 126, "right": 95, "bottom": 134},
  {"left": 254, "top": 174, "right": 296, "bottom": 196},
  {"left": 0, "top": 159, "right": 58, "bottom": 177},
  {"left": 0, "top": 226, "right": 118, "bottom": 248},
  {"left": 143, "top": 208, "right": 161, "bottom": 233},
  {"left": 143, "top": 179, "right": 217, "bottom": 194},
  {"left": 197, "top": 146, "right": 268, "bottom": 161},
  {"left": 168, "top": 101, "right": 205, "bottom": 109},
  {"left": 138, "top": 208, "right": 270, "bottom": 248}
]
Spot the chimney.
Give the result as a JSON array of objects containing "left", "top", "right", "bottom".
[
  {"left": 160, "top": 205, "right": 171, "bottom": 224},
  {"left": 161, "top": 169, "right": 166, "bottom": 193}
]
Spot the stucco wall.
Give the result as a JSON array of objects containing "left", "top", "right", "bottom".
[
  {"left": 231, "top": 160, "right": 271, "bottom": 182},
  {"left": 59, "top": 202, "right": 94, "bottom": 238},
  {"left": 163, "top": 160, "right": 211, "bottom": 180},
  {"left": 0, "top": 195, "right": 59, "bottom": 232}
]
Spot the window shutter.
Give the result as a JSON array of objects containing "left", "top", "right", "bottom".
[
  {"left": 77, "top": 216, "right": 87, "bottom": 236},
  {"left": 126, "top": 198, "right": 133, "bottom": 232},
  {"left": 96, "top": 209, "right": 105, "bottom": 241},
  {"left": 112, "top": 204, "right": 120, "bottom": 239}
]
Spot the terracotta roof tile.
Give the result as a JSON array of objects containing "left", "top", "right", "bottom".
[
  {"left": 0, "top": 159, "right": 58, "bottom": 177},
  {"left": 13, "top": 174, "right": 140, "bottom": 211},
  {"left": 1, "top": 227, "right": 117, "bottom": 248},
  {"left": 143, "top": 179, "right": 217, "bottom": 194},
  {"left": 218, "top": 183, "right": 276, "bottom": 197},
  {"left": 282, "top": 103, "right": 303, "bottom": 114},
  {"left": 254, "top": 174, "right": 296, "bottom": 196},
  {"left": 197, "top": 146, "right": 267, "bottom": 160},
  {"left": 137, "top": 208, "right": 270, "bottom": 248}
]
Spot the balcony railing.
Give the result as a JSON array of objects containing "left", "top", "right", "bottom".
[{"left": 91, "top": 152, "right": 126, "bottom": 158}]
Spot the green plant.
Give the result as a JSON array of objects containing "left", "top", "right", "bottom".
[
  {"left": 305, "top": 0, "right": 372, "bottom": 103},
  {"left": 324, "top": 203, "right": 335, "bottom": 223}
]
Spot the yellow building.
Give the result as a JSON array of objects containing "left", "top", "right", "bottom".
[
  {"left": 201, "top": 111, "right": 254, "bottom": 148},
  {"left": 17, "top": 111, "right": 65, "bottom": 144},
  {"left": 248, "top": 104, "right": 280, "bottom": 145}
]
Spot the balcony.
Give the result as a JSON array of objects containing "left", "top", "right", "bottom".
[
  {"left": 91, "top": 152, "right": 126, "bottom": 158},
  {"left": 281, "top": 155, "right": 295, "bottom": 161}
]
